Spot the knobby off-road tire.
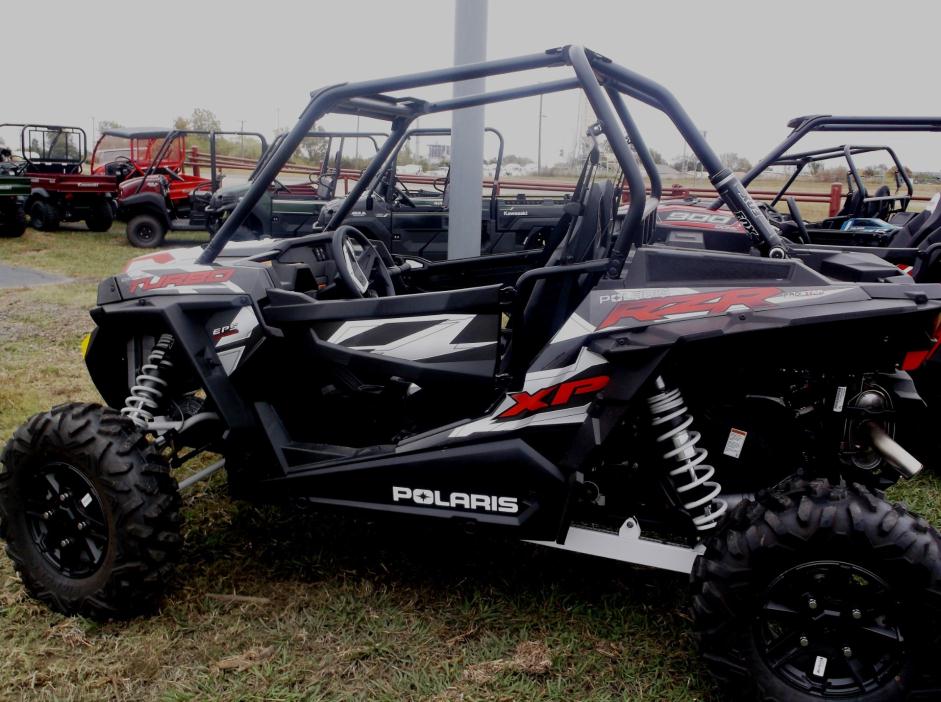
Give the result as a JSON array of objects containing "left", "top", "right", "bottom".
[
  {"left": 29, "top": 199, "right": 59, "bottom": 231},
  {"left": 691, "top": 478, "right": 941, "bottom": 701},
  {"left": 0, "top": 206, "right": 26, "bottom": 237},
  {"left": 84, "top": 199, "right": 114, "bottom": 232},
  {"left": 126, "top": 214, "right": 166, "bottom": 248},
  {"left": 0, "top": 403, "right": 182, "bottom": 619}
]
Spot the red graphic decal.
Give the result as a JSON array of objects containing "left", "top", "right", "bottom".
[
  {"left": 597, "top": 287, "right": 782, "bottom": 330},
  {"left": 123, "top": 251, "right": 175, "bottom": 272},
  {"left": 498, "top": 375, "right": 609, "bottom": 419},
  {"left": 128, "top": 268, "right": 235, "bottom": 294}
]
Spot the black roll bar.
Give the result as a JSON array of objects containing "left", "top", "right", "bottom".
[{"left": 197, "top": 45, "right": 785, "bottom": 265}]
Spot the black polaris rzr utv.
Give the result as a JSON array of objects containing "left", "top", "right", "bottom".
[
  {"left": 316, "top": 126, "right": 577, "bottom": 259},
  {"left": 651, "top": 116, "right": 941, "bottom": 281},
  {"left": 751, "top": 142, "right": 915, "bottom": 245},
  {"left": 4, "top": 47, "right": 941, "bottom": 702},
  {"left": 205, "top": 131, "right": 386, "bottom": 239}
]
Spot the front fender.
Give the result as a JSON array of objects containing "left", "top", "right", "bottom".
[{"left": 117, "top": 191, "right": 169, "bottom": 225}]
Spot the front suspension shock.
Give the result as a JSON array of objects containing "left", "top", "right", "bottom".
[{"left": 121, "top": 334, "right": 175, "bottom": 429}]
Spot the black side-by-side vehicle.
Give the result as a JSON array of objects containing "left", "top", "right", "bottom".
[{"left": 4, "top": 48, "right": 941, "bottom": 702}]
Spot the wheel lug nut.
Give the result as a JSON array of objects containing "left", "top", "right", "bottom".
[
  {"left": 852, "top": 609, "right": 862, "bottom": 620},
  {"left": 843, "top": 646, "right": 853, "bottom": 658},
  {"left": 58, "top": 492, "right": 71, "bottom": 503},
  {"left": 808, "top": 598, "right": 818, "bottom": 611},
  {"left": 59, "top": 538, "right": 72, "bottom": 548},
  {"left": 76, "top": 521, "right": 87, "bottom": 531},
  {"left": 41, "top": 510, "right": 54, "bottom": 520},
  {"left": 800, "top": 636, "right": 809, "bottom": 647}
]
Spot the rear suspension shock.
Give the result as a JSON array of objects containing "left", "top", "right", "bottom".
[
  {"left": 647, "top": 376, "right": 727, "bottom": 531},
  {"left": 121, "top": 334, "right": 175, "bottom": 428}
]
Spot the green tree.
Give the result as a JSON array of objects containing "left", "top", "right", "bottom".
[{"left": 189, "top": 108, "right": 221, "bottom": 132}]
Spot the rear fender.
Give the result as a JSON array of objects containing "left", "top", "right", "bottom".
[{"left": 26, "top": 188, "right": 51, "bottom": 205}]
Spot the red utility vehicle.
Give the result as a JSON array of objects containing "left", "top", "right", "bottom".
[
  {"left": 111, "top": 129, "right": 265, "bottom": 247},
  {"left": 2, "top": 124, "right": 116, "bottom": 231}
]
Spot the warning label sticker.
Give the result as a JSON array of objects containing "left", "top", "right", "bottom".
[{"left": 723, "top": 428, "right": 747, "bottom": 459}]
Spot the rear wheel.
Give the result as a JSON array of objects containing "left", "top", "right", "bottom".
[
  {"left": 126, "top": 213, "right": 166, "bottom": 248},
  {"left": 0, "top": 205, "right": 26, "bottom": 237},
  {"left": 29, "top": 200, "right": 59, "bottom": 231},
  {"left": 0, "top": 403, "right": 182, "bottom": 619},
  {"left": 691, "top": 478, "right": 941, "bottom": 701},
  {"left": 84, "top": 199, "right": 114, "bottom": 232}
]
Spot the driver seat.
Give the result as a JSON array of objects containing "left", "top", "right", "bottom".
[
  {"left": 510, "top": 182, "right": 608, "bottom": 369},
  {"left": 837, "top": 187, "right": 866, "bottom": 218},
  {"left": 864, "top": 185, "right": 892, "bottom": 219}
]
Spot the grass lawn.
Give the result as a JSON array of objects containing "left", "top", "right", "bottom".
[{"left": 0, "top": 225, "right": 939, "bottom": 701}]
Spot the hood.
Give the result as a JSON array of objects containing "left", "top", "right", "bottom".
[
  {"left": 210, "top": 181, "right": 251, "bottom": 207},
  {"left": 122, "top": 239, "right": 278, "bottom": 277}
]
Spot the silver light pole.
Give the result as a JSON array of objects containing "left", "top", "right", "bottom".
[{"left": 448, "top": 0, "right": 488, "bottom": 260}]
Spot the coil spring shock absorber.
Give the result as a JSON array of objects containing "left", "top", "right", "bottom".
[
  {"left": 121, "top": 334, "right": 175, "bottom": 428},
  {"left": 647, "top": 376, "right": 727, "bottom": 531}
]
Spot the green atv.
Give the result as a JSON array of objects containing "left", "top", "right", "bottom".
[{"left": 0, "top": 158, "right": 28, "bottom": 238}]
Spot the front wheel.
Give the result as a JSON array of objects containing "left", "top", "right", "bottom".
[
  {"left": 126, "top": 213, "right": 167, "bottom": 248},
  {"left": 692, "top": 478, "right": 941, "bottom": 701},
  {"left": 0, "top": 403, "right": 182, "bottom": 619}
]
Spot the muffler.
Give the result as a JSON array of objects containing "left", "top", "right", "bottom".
[{"left": 863, "top": 421, "right": 923, "bottom": 479}]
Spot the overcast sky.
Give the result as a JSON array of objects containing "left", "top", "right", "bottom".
[{"left": 6, "top": 0, "right": 940, "bottom": 169}]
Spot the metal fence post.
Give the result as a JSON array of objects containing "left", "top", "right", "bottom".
[{"left": 828, "top": 182, "right": 842, "bottom": 217}]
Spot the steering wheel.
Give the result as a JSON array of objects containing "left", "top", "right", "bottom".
[
  {"left": 379, "top": 171, "right": 416, "bottom": 208},
  {"left": 330, "top": 225, "right": 395, "bottom": 298},
  {"left": 271, "top": 179, "right": 290, "bottom": 194},
  {"left": 392, "top": 177, "right": 416, "bottom": 207},
  {"left": 785, "top": 197, "right": 810, "bottom": 244},
  {"left": 156, "top": 166, "right": 185, "bottom": 182}
]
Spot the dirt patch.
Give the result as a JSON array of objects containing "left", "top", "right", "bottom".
[{"left": 462, "top": 641, "right": 553, "bottom": 683}]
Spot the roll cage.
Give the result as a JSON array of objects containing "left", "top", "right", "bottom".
[
  {"left": 373, "top": 126, "right": 505, "bottom": 202},
  {"left": 249, "top": 130, "right": 386, "bottom": 197},
  {"left": 126, "top": 129, "right": 268, "bottom": 196},
  {"left": 739, "top": 115, "right": 940, "bottom": 196},
  {"left": 199, "top": 45, "right": 788, "bottom": 266},
  {"left": 90, "top": 127, "right": 181, "bottom": 174},
  {"left": 766, "top": 144, "right": 914, "bottom": 214},
  {"left": 0, "top": 123, "right": 87, "bottom": 169}
]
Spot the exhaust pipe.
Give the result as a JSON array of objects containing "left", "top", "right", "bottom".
[{"left": 863, "top": 422, "right": 923, "bottom": 479}]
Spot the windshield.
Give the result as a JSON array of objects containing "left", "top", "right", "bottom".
[
  {"left": 92, "top": 135, "right": 184, "bottom": 172},
  {"left": 25, "top": 127, "right": 84, "bottom": 163}
]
